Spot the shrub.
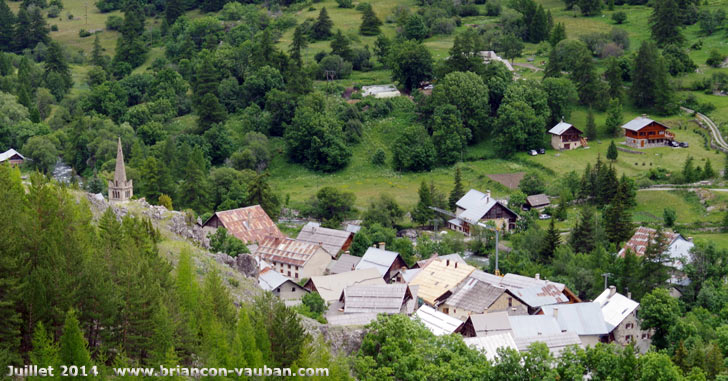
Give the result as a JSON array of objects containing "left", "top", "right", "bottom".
[
  {"left": 371, "top": 148, "right": 386, "bottom": 165},
  {"left": 50, "top": 24, "right": 58, "bottom": 31},
  {"left": 706, "top": 49, "right": 726, "bottom": 68},
  {"left": 158, "top": 194, "right": 173, "bottom": 210},
  {"left": 355, "top": 2, "right": 370, "bottom": 11},
  {"left": 318, "top": 54, "right": 352, "bottom": 79},
  {"left": 335, "top": 0, "right": 353, "bottom": 8},
  {"left": 79, "top": 29, "right": 91, "bottom": 37},
  {"left": 431, "top": 18, "right": 455, "bottom": 35},
  {"left": 47, "top": 5, "right": 61, "bottom": 17},
  {"left": 458, "top": 4, "right": 478, "bottom": 16},
  {"left": 611, "top": 11, "right": 626, "bottom": 24},
  {"left": 486, "top": 0, "right": 501, "bottom": 16},
  {"left": 105, "top": 15, "right": 123, "bottom": 30}
]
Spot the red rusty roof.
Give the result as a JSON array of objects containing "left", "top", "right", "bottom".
[
  {"left": 205, "top": 205, "right": 284, "bottom": 244},
  {"left": 255, "top": 237, "right": 325, "bottom": 267},
  {"left": 618, "top": 226, "right": 679, "bottom": 257}
]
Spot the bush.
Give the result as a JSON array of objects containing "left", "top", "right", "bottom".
[
  {"left": 79, "top": 29, "right": 91, "bottom": 37},
  {"left": 458, "top": 3, "right": 479, "bottom": 16},
  {"left": 486, "top": 0, "right": 501, "bottom": 16},
  {"left": 371, "top": 148, "right": 386, "bottom": 165},
  {"left": 105, "top": 15, "right": 123, "bottom": 30},
  {"left": 47, "top": 5, "right": 61, "bottom": 17},
  {"left": 318, "top": 54, "right": 352, "bottom": 79},
  {"left": 50, "top": 24, "right": 58, "bottom": 31},
  {"left": 355, "top": 2, "right": 370, "bottom": 11},
  {"left": 335, "top": 0, "right": 353, "bottom": 8},
  {"left": 706, "top": 49, "right": 726, "bottom": 68},
  {"left": 611, "top": 11, "right": 626, "bottom": 24},
  {"left": 158, "top": 194, "right": 173, "bottom": 210},
  {"left": 431, "top": 18, "right": 455, "bottom": 35}
]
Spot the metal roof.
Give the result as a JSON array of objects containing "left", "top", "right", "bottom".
[
  {"left": 621, "top": 116, "right": 669, "bottom": 132},
  {"left": 355, "top": 247, "right": 401, "bottom": 277},
  {"left": 409, "top": 259, "right": 476, "bottom": 305},
  {"left": 500, "top": 273, "right": 565, "bottom": 291},
  {"left": 526, "top": 194, "right": 550, "bottom": 207},
  {"left": 456, "top": 189, "right": 491, "bottom": 210},
  {"left": 415, "top": 253, "right": 466, "bottom": 269},
  {"left": 308, "top": 268, "right": 385, "bottom": 302},
  {"left": 0, "top": 148, "right": 25, "bottom": 162},
  {"left": 345, "top": 224, "right": 361, "bottom": 234},
  {"left": 507, "top": 315, "right": 562, "bottom": 338},
  {"left": 513, "top": 332, "right": 582, "bottom": 357},
  {"left": 258, "top": 268, "right": 306, "bottom": 293},
  {"left": 548, "top": 121, "right": 579, "bottom": 136},
  {"left": 445, "top": 277, "right": 507, "bottom": 313},
  {"left": 326, "top": 254, "right": 361, "bottom": 274},
  {"left": 413, "top": 305, "right": 464, "bottom": 336},
  {"left": 464, "top": 333, "right": 518, "bottom": 361},
  {"left": 327, "top": 313, "right": 379, "bottom": 326},
  {"left": 296, "top": 222, "right": 352, "bottom": 258},
  {"left": 255, "top": 237, "right": 327, "bottom": 267},
  {"left": 398, "top": 268, "right": 421, "bottom": 283},
  {"left": 204, "top": 205, "right": 284, "bottom": 244},
  {"left": 343, "top": 284, "right": 409, "bottom": 314},
  {"left": 593, "top": 288, "right": 639, "bottom": 332},
  {"left": 468, "top": 311, "right": 512, "bottom": 336},
  {"left": 508, "top": 284, "right": 570, "bottom": 307},
  {"left": 541, "top": 303, "right": 610, "bottom": 336}
]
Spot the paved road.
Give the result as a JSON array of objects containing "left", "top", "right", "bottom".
[
  {"left": 639, "top": 188, "right": 728, "bottom": 192},
  {"left": 681, "top": 106, "right": 728, "bottom": 151}
]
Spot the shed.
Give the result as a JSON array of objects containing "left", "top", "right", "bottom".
[
  {"left": 459, "top": 311, "right": 513, "bottom": 338},
  {"left": 258, "top": 268, "right": 309, "bottom": 300},
  {"left": 525, "top": 194, "right": 550, "bottom": 210},
  {"left": 296, "top": 222, "right": 353, "bottom": 258}
]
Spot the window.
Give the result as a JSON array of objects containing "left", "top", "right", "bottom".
[
  {"left": 625, "top": 335, "right": 633, "bottom": 342},
  {"left": 288, "top": 264, "right": 291, "bottom": 269},
  {"left": 442, "top": 307, "right": 449, "bottom": 314},
  {"left": 292, "top": 287, "right": 296, "bottom": 292},
  {"left": 276, "top": 288, "right": 280, "bottom": 292},
  {"left": 295, "top": 273, "right": 298, "bottom": 278},
  {"left": 287, "top": 271, "right": 291, "bottom": 276},
  {"left": 508, "top": 297, "right": 512, "bottom": 307}
]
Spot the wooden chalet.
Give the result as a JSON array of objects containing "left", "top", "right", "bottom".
[
  {"left": 548, "top": 121, "right": 587, "bottom": 150},
  {"left": 0, "top": 148, "right": 25, "bottom": 166},
  {"left": 621, "top": 115, "right": 674, "bottom": 148},
  {"left": 447, "top": 189, "right": 519, "bottom": 234}
]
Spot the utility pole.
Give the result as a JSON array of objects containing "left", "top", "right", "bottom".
[
  {"left": 494, "top": 229, "right": 500, "bottom": 276},
  {"left": 602, "top": 273, "right": 612, "bottom": 290}
]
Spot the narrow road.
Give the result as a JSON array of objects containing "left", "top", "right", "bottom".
[
  {"left": 681, "top": 106, "right": 728, "bottom": 151},
  {"left": 512, "top": 62, "right": 543, "bottom": 71},
  {"left": 639, "top": 188, "right": 728, "bottom": 192}
]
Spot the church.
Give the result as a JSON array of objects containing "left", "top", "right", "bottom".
[{"left": 108, "top": 137, "right": 133, "bottom": 202}]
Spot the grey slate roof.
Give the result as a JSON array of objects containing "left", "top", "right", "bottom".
[
  {"left": 541, "top": 303, "right": 610, "bottom": 336},
  {"left": 296, "top": 222, "right": 352, "bottom": 258},
  {"left": 355, "top": 247, "right": 401, "bottom": 277},
  {"left": 308, "top": 268, "right": 385, "bottom": 302},
  {"left": 464, "top": 333, "right": 518, "bottom": 361},
  {"left": 258, "top": 268, "right": 294, "bottom": 291},
  {"left": 342, "top": 284, "right": 409, "bottom": 314},
  {"left": 456, "top": 189, "right": 491, "bottom": 210},
  {"left": 507, "top": 315, "right": 562, "bottom": 338},
  {"left": 621, "top": 116, "right": 669, "bottom": 132},
  {"left": 445, "top": 276, "right": 507, "bottom": 313},
  {"left": 327, "top": 254, "right": 361, "bottom": 274},
  {"left": 514, "top": 332, "right": 582, "bottom": 357},
  {"left": 468, "top": 311, "right": 512, "bottom": 336},
  {"left": 526, "top": 194, "right": 550, "bottom": 208}
]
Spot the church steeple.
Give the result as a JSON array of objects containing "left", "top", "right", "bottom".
[{"left": 108, "top": 137, "right": 133, "bottom": 201}]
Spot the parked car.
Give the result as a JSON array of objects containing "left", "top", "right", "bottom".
[
  {"left": 528, "top": 150, "right": 538, "bottom": 156},
  {"left": 538, "top": 148, "right": 546, "bottom": 154},
  {"left": 669, "top": 141, "right": 680, "bottom": 147},
  {"left": 679, "top": 142, "right": 689, "bottom": 148},
  {"left": 538, "top": 214, "right": 551, "bottom": 220}
]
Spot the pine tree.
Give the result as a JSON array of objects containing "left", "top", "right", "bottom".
[
  {"left": 412, "top": 180, "right": 434, "bottom": 225},
  {"left": 178, "top": 148, "right": 212, "bottom": 213},
  {"left": 607, "top": 140, "right": 618, "bottom": 161},
  {"left": 549, "top": 22, "right": 566, "bottom": 47},
  {"left": 312, "top": 7, "right": 333, "bottom": 40},
  {"left": 0, "top": 0, "right": 15, "bottom": 51},
  {"left": 113, "top": 0, "right": 147, "bottom": 69},
  {"left": 605, "top": 98, "right": 623, "bottom": 137},
  {"left": 605, "top": 57, "right": 624, "bottom": 100},
  {"left": 449, "top": 166, "right": 465, "bottom": 210},
  {"left": 650, "top": 0, "right": 684, "bottom": 46},
  {"left": 44, "top": 41, "right": 73, "bottom": 100},
  {"left": 289, "top": 25, "right": 308, "bottom": 66},
  {"left": 703, "top": 159, "right": 715, "bottom": 179},
  {"left": 603, "top": 186, "right": 633, "bottom": 244},
  {"left": 30, "top": 322, "right": 59, "bottom": 370},
  {"left": 597, "top": 163, "right": 618, "bottom": 206},
  {"left": 235, "top": 306, "right": 263, "bottom": 368},
  {"left": 15, "top": 5, "right": 49, "bottom": 51},
  {"left": 540, "top": 218, "right": 560, "bottom": 263},
  {"left": 554, "top": 196, "right": 568, "bottom": 221},
  {"left": 91, "top": 34, "right": 105, "bottom": 68},
  {"left": 174, "top": 249, "right": 200, "bottom": 357},
  {"left": 247, "top": 172, "right": 281, "bottom": 220},
  {"left": 641, "top": 226, "right": 670, "bottom": 290},
  {"left": 330, "top": 29, "right": 352, "bottom": 61},
  {"left": 544, "top": 48, "right": 561, "bottom": 78},
  {"left": 569, "top": 206, "right": 596, "bottom": 253},
  {"left": 59, "top": 309, "right": 92, "bottom": 374},
  {"left": 529, "top": 5, "right": 549, "bottom": 43},
  {"left": 359, "top": 5, "right": 382, "bottom": 36},
  {"left": 571, "top": 48, "right": 604, "bottom": 106},
  {"left": 586, "top": 108, "right": 597, "bottom": 140},
  {"left": 631, "top": 41, "right": 674, "bottom": 113},
  {"left": 197, "top": 93, "right": 226, "bottom": 133},
  {"left": 165, "top": 0, "right": 183, "bottom": 26}
]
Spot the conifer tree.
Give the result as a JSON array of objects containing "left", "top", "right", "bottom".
[
  {"left": 412, "top": 180, "right": 434, "bottom": 225},
  {"left": 178, "top": 148, "right": 212, "bottom": 212},
  {"left": 432, "top": 104, "right": 468, "bottom": 165},
  {"left": 641, "top": 226, "right": 670, "bottom": 290},
  {"left": 650, "top": 0, "right": 684, "bottom": 46},
  {"left": 330, "top": 29, "right": 352, "bottom": 61},
  {"left": 289, "top": 25, "right": 308, "bottom": 66},
  {"left": 91, "top": 34, "right": 105, "bottom": 68},
  {"left": 603, "top": 185, "right": 633, "bottom": 244},
  {"left": 571, "top": 48, "right": 604, "bottom": 107},
  {"left": 312, "top": 7, "right": 333, "bottom": 40},
  {"left": 631, "top": 41, "right": 674, "bottom": 113},
  {"left": 44, "top": 41, "right": 73, "bottom": 100},
  {"left": 597, "top": 163, "right": 618, "bottom": 206},
  {"left": 529, "top": 5, "right": 550, "bottom": 43},
  {"left": 196, "top": 92, "right": 226, "bottom": 132},
  {"left": 148, "top": 305, "right": 175, "bottom": 366},
  {"left": 30, "top": 322, "right": 59, "bottom": 370},
  {"left": 15, "top": 6, "right": 49, "bottom": 51},
  {"left": 554, "top": 195, "right": 568, "bottom": 221},
  {"left": 543, "top": 48, "right": 561, "bottom": 78},
  {"left": 607, "top": 140, "right": 618, "bottom": 161},
  {"left": 174, "top": 249, "right": 200, "bottom": 357},
  {"left": 449, "top": 166, "right": 465, "bottom": 210},
  {"left": 59, "top": 309, "right": 92, "bottom": 374},
  {"left": 165, "top": 0, "right": 183, "bottom": 26},
  {"left": 586, "top": 108, "right": 597, "bottom": 140},
  {"left": 247, "top": 171, "right": 281, "bottom": 220},
  {"left": 549, "top": 22, "right": 566, "bottom": 47},
  {"left": 359, "top": 5, "right": 382, "bottom": 36},
  {"left": 540, "top": 218, "right": 560, "bottom": 263},
  {"left": 113, "top": 0, "right": 147, "bottom": 69},
  {"left": 569, "top": 206, "right": 596, "bottom": 253},
  {"left": 703, "top": 159, "right": 715, "bottom": 179},
  {"left": 0, "top": 0, "right": 15, "bottom": 51},
  {"left": 235, "top": 307, "right": 263, "bottom": 368},
  {"left": 604, "top": 98, "right": 623, "bottom": 137},
  {"left": 604, "top": 57, "right": 624, "bottom": 100}
]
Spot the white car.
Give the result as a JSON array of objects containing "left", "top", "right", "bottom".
[
  {"left": 528, "top": 150, "right": 538, "bottom": 156},
  {"left": 539, "top": 214, "right": 551, "bottom": 220}
]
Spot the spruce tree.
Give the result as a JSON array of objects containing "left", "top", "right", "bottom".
[
  {"left": 91, "top": 34, "right": 105, "bottom": 68},
  {"left": 196, "top": 92, "right": 226, "bottom": 132},
  {"left": 330, "top": 29, "right": 352, "bottom": 61},
  {"left": 0, "top": 0, "right": 15, "bottom": 51},
  {"left": 15, "top": 6, "right": 49, "bottom": 51},
  {"left": 631, "top": 41, "right": 674, "bottom": 113},
  {"left": 569, "top": 206, "right": 596, "bottom": 253},
  {"left": 449, "top": 166, "right": 465, "bottom": 210},
  {"left": 165, "top": 0, "right": 183, "bottom": 26},
  {"left": 30, "top": 322, "right": 59, "bottom": 370},
  {"left": 312, "top": 7, "right": 333, "bottom": 40},
  {"left": 529, "top": 5, "right": 549, "bottom": 43},
  {"left": 604, "top": 98, "right": 623, "bottom": 137},
  {"left": 554, "top": 196, "right": 568, "bottom": 221},
  {"left": 650, "top": 0, "right": 684, "bottom": 46},
  {"left": 44, "top": 41, "right": 73, "bottom": 98},
  {"left": 570, "top": 47, "right": 604, "bottom": 106},
  {"left": 604, "top": 57, "right": 624, "bottom": 100},
  {"left": 607, "top": 140, "right": 618, "bottom": 161},
  {"left": 235, "top": 306, "right": 263, "bottom": 368},
  {"left": 603, "top": 183, "right": 633, "bottom": 244},
  {"left": 113, "top": 0, "right": 147, "bottom": 69},
  {"left": 586, "top": 108, "right": 597, "bottom": 140},
  {"left": 412, "top": 180, "right": 434, "bottom": 225},
  {"left": 59, "top": 309, "right": 92, "bottom": 373},
  {"left": 359, "top": 5, "right": 382, "bottom": 36},
  {"left": 549, "top": 22, "right": 566, "bottom": 47},
  {"left": 289, "top": 25, "right": 308, "bottom": 66},
  {"left": 178, "top": 148, "right": 212, "bottom": 212},
  {"left": 540, "top": 218, "right": 561, "bottom": 263},
  {"left": 703, "top": 159, "right": 715, "bottom": 179}
]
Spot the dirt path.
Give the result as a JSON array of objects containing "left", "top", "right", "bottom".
[
  {"left": 681, "top": 106, "right": 728, "bottom": 151},
  {"left": 512, "top": 62, "right": 543, "bottom": 71}
]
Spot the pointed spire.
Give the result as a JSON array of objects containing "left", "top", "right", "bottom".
[{"left": 114, "top": 137, "right": 127, "bottom": 184}]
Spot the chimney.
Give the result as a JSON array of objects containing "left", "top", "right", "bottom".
[
  {"left": 687, "top": 237, "right": 693, "bottom": 242},
  {"left": 627, "top": 291, "right": 632, "bottom": 300},
  {"left": 535, "top": 273, "right": 540, "bottom": 280},
  {"left": 486, "top": 190, "right": 491, "bottom": 200},
  {"left": 553, "top": 307, "right": 558, "bottom": 319},
  {"left": 609, "top": 285, "right": 616, "bottom": 298},
  {"left": 641, "top": 113, "right": 647, "bottom": 118},
  {"left": 379, "top": 242, "right": 386, "bottom": 250}
]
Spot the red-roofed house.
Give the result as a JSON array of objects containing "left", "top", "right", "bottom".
[
  {"left": 202, "top": 205, "right": 284, "bottom": 244},
  {"left": 618, "top": 226, "right": 694, "bottom": 284},
  {"left": 255, "top": 237, "right": 332, "bottom": 281}
]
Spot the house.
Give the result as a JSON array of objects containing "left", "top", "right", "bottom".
[
  {"left": 258, "top": 267, "right": 309, "bottom": 300},
  {"left": 618, "top": 226, "right": 694, "bottom": 284},
  {"left": 438, "top": 272, "right": 527, "bottom": 320},
  {"left": 408, "top": 258, "right": 476, "bottom": 306},
  {"left": 474, "top": 272, "right": 580, "bottom": 313},
  {"left": 254, "top": 237, "right": 332, "bottom": 282},
  {"left": 393, "top": 268, "right": 421, "bottom": 283},
  {"left": 413, "top": 305, "right": 464, "bottom": 336},
  {"left": 513, "top": 332, "right": 582, "bottom": 358},
  {"left": 548, "top": 121, "right": 587, "bottom": 150},
  {"left": 296, "top": 222, "right": 354, "bottom": 258},
  {"left": 594, "top": 286, "right": 652, "bottom": 353},
  {"left": 621, "top": 115, "right": 675, "bottom": 148},
  {"left": 414, "top": 253, "right": 467, "bottom": 269},
  {"left": 525, "top": 194, "right": 550, "bottom": 210},
  {"left": 0, "top": 148, "right": 25, "bottom": 166},
  {"left": 326, "top": 253, "right": 361, "bottom": 275},
  {"left": 355, "top": 246, "right": 408, "bottom": 283},
  {"left": 458, "top": 311, "right": 513, "bottom": 338},
  {"left": 508, "top": 315, "right": 563, "bottom": 338},
  {"left": 108, "top": 138, "right": 133, "bottom": 202},
  {"left": 464, "top": 333, "right": 519, "bottom": 361},
  {"left": 304, "top": 268, "right": 385, "bottom": 303},
  {"left": 540, "top": 303, "right": 610, "bottom": 347},
  {"left": 361, "top": 84, "right": 401, "bottom": 98},
  {"left": 339, "top": 284, "right": 417, "bottom": 315},
  {"left": 447, "top": 189, "right": 520, "bottom": 234},
  {"left": 202, "top": 205, "right": 285, "bottom": 245},
  {"left": 478, "top": 51, "right": 514, "bottom": 72}
]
